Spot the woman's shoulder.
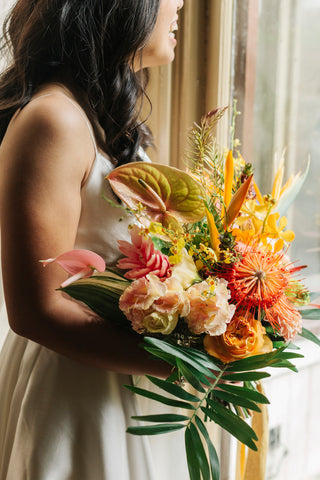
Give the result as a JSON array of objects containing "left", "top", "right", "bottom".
[{"left": 1, "top": 92, "right": 96, "bottom": 179}]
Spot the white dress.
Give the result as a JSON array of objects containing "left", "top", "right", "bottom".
[{"left": 0, "top": 98, "right": 188, "bottom": 480}]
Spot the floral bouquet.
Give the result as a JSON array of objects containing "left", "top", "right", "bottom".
[{"left": 43, "top": 108, "right": 320, "bottom": 480}]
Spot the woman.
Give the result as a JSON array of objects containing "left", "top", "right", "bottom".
[{"left": 0, "top": 1, "right": 186, "bottom": 479}]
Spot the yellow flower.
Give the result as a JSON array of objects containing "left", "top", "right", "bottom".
[
  {"left": 264, "top": 212, "right": 295, "bottom": 251},
  {"left": 236, "top": 199, "right": 266, "bottom": 232}
]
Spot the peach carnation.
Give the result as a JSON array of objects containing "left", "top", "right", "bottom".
[
  {"left": 184, "top": 278, "right": 235, "bottom": 336},
  {"left": 117, "top": 225, "right": 171, "bottom": 280}
]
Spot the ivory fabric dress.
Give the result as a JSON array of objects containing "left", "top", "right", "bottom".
[{"left": 0, "top": 97, "right": 188, "bottom": 480}]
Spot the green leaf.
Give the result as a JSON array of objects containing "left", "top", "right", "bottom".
[
  {"left": 124, "top": 385, "right": 196, "bottom": 410},
  {"left": 185, "top": 427, "right": 201, "bottom": 480},
  {"left": 180, "top": 361, "right": 212, "bottom": 387},
  {"left": 143, "top": 347, "right": 178, "bottom": 367},
  {"left": 127, "top": 424, "right": 184, "bottom": 436},
  {"left": 268, "top": 361, "right": 298, "bottom": 372},
  {"left": 144, "top": 337, "right": 216, "bottom": 378},
  {"left": 211, "top": 390, "right": 261, "bottom": 412},
  {"left": 309, "top": 292, "right": 320, "bottom": 302},
  {"left": 201, "top": 403, "right": 258, "bottom": 451},
  {"left": 195, "top": 416, "right": 220, "bottom": 480},
  {"left": 107, "top": 162, "right": 206, "bottom": 226},
  {"left": 222, "top": 372, "right": 271, "bottom": 381},
  {"left": 299, "top": 308, "right": 320, "bottom": 320},
  {"left": 225, "top": 348, "right": 286, "bottom": 372},
  {"left": 218, "top": 384, "right": 270, "bottom": 404},
  {"left": 131, "top": 414, "right": 190, "bottom": 423},
  {"left": 179, "top": 345, "right": 222, "bottom": 371},
  {"left": 145, "top": 375, "right": 200, "bottom": 403},
  {"left": 176, "top": 359, "right": 206, "bottom": 393},
  {"left": 299, "top": 327, "right": 320, "bottom": 347},
  {"left": 61, "top": 282, "right": 129, "bottom": 327},
  {"left": 189, "top": 423, "right": 211, "bottom": 479}
]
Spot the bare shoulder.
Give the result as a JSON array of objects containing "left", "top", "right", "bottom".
[{"left": 1, "top": 94, "right": 96, "bottom": 180}]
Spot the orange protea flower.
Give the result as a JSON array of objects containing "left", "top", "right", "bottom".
[
  {"left": 227, "top": 247, "right": 290, "bottom": 310},
  {"left": 204, "top": 313, "right": 273, "bottom": 363}
]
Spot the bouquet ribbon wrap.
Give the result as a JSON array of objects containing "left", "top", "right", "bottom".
[{"left": 237, "top": 382, "right": 269, "bottom": 480}]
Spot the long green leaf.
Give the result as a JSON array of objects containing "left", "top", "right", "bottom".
[
  {"left": 144, "top": 347, "right": 178, "bottom": 367},
  {"left": 176, "top": 359, "right": 206, "bottom": 393},
  {"left": 189, "top": 422, "right": 211, "bottom": 479},
  {"left": 185, "top": 427, "right": 201, "bottom": 480},
  {"left": 299, "top": 309, "right": 320, "bottom": 320},
  {"left": 179, "top": 345, "right": 222, "bottom": 371},
  {"left": 225, "top": 348, "right": 286, "bottom": 372},
  {"left": 180, "top": 361, "right": 212, "bottom": 387},
  {"left": 195, "top": 416, "right": 220, "bottom": 480},
  {"left": 211, "top": 390, "right": 261, "bottom": 412},
  {"left": 222, "top": 372, "right": 271, "bottom": 381},
  {"left": 144, "top": 337, "right": 215, "bottom": 378},
  {"left": 145, "top": 375, "right": 200, "bottom": 403},
  {"left": 218, "top": 384, "right": 270, "bottom": 404},
  {"left": 201, "top": 404, "right": 258, "bottom": 450},
  {"left": 299, "top": 327, "right": 320, "bottom": 347},
  {"left": 131, "top": 414, "right": 190, "bottom": 423},
  {"left": 127, "top": 424, "right": 184, "bottom": 436},
  {"left": 124, "top": 385, "right": 196, "bottom": 410}
]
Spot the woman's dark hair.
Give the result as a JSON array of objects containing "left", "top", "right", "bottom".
[{"left": 0, "top": 0, "right": 160, "bottom": 164}]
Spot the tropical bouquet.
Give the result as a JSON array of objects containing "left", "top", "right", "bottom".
[{"left": 43, "top": 107, "right": 320, "bottom": 480}]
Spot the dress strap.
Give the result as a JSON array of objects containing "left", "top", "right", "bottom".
[{"left": 30, "top": 93, "right": 98, "bottom": 156}]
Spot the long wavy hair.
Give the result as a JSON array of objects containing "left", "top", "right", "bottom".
[{"left": 0, "top": 0, "right": 160, "bottom": 164}]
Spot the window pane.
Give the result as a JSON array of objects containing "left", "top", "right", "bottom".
[{"left": 232, "top": 0, "right": 320, "bottom": 290}]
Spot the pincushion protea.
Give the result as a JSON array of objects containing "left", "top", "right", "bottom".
[
  {"left": 221, "top": 244, "right": 304, "bottom": 340},
  {"left": 117, "top": 225, "right": 171, "bottom": 280}
]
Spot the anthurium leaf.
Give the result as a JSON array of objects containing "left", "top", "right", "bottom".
[
  {"left": 145, "top": 375, "right": 200, "bottom": 403},
  {"left": 107, "top": 162, "right": 206, "bottom": 225},
  {"left": 211, "top": 390, "right": 261, "bottom": 412},
  {"left": 201, "top": 404, "right": 258, "bottom": 451},
  {"left": 299, "top": 327, "right": 320, "bottom": 347},
  {"left": 299, "top": 309, "right": 320, "bottom": 320},
  {"left": 176, "top": 359, "right": 206, "bottom": 393},
  {"left": 124, "top": 385, "right": 196, "bottom": 410},
  {"left": 189, "top": 422, "right": 211, "bottom": 479},
  {"left": 222, "top": 371, "right": 271, "bottom": 381},
  {"left": 131, "top": 414, "right": 189, "bottom": 423},
  {"left": 217, "top": 384, "right": 270, "bottom": 404},
  {"left": 127, "top": 424, "right": 184, "bottom": 436},
  {"left": 195, "top": 416, "right": 220, "bottom": 480},
  {"left": 185, "top": 427, "right": 201, "bottom": 480},
  {"left": 144, "top": 337, "right": 215, "bottom": 378}
]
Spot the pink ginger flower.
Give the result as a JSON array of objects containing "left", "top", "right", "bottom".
[
  {"left": 117, "top": 225, "right": 171, "bottom": 280},
  {"left": 184, "top": 278, "right": 235, "bottom": 336},
  {"left": 41, "top": 249, "right": 106, "bottom": 288}
]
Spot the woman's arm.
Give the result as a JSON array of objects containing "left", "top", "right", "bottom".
[{"left": 0, "top": 95, "right": 170, "bottom": 377}]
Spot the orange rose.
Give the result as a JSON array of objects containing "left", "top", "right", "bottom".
[{"left": 204, "top": 314, "right": 273, "bottom": 363}]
